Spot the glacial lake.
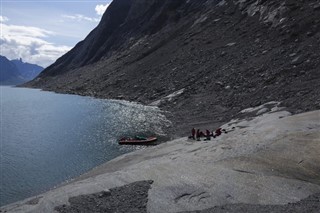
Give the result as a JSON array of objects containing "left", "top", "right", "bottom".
[{"left": 0, "top": 86, "right": 170, "bottom": 206}]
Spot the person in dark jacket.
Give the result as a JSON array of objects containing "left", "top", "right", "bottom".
[
  {"left": 196, "top": 129, "right": 201, "bottom": 141},
  {"left": 205, "top": 129, "right": 211, "bottom": 140},
  {"left": 192, "top": 128, "right": 196, "bottom": 139},
  {"left": 189, "top": 128, "right": 196, "bottom": 139}
]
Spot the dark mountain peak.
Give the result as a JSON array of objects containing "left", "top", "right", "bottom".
[
  {"left": 36, "top": 0, "right": 191, "bottom": 77},
  {"left": 39, "top": 0, "right": 134, "bottom": 76}
]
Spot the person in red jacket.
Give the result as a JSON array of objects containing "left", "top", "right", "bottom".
[{"left": 215, "top": 128, "right": 222, "bottom": 136}]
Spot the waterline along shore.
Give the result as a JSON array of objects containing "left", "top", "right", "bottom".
[{"left": 0, "top": 86, "right": 171, "bottom": 207}]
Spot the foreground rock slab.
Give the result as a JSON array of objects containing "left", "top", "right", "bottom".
[{"left": 1, "top": 109, "right": 320, "bottom": 212}]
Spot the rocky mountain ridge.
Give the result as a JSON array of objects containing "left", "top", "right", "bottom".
[
  {"left": 0, "top": 56, "right": 25, "bottom": 85},
  {"left": 26, "top": 0, "right": 320, "bottom": 136},
  {"left": 12, "top": 58, "right": 43, "bottom": 81}
]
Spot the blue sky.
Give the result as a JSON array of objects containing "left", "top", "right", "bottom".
[{"left": 1, "top": 0, "right": 113, "bottom": 67}]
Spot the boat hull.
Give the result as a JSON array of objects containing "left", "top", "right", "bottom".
[{"left": 118, "top": 137, "right": 157, "bottom": 145}]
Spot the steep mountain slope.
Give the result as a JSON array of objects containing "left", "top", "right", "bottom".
[
  {"left": 11, "top": 58, "right": 43, "bottom": 81},
  {"left": 26, "top": 0, "right": 320, "bottom": 135},
  {"left": 0, "top": 56, "right": 24, "bottom": 85}
]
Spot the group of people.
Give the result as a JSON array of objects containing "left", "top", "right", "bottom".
[{"left": 189, "top": 128, "right": 227, "bottom": 141}]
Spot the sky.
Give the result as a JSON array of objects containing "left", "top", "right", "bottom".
[{"left": 0, "top": 0, "right": 113, "bottom": 68}]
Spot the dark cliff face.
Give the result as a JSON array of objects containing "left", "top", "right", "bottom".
[
  {"left": 27, "top": 0, "right": 320, "bottom": 135},
  {"left": 40, "top": 0, "right": 132, "bottom": 76},
  {"left": 40, "top": 0, "right": 190, "bottom": 76}
]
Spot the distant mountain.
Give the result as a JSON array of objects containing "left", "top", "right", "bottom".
[
  {"left": 0, "top": 56, "right": 25, "bottom": 85},
  {"left": 0, "top": 56, "right": 44, "bottom": 85},
  {"left": 11, "top": 58, "right": 43, "bottom": 81}
]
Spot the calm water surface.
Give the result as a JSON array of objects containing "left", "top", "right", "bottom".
[{"left": 0, "top": 86, "right": 170, "bottom": 206}]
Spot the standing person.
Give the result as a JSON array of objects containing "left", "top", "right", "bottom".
[
  {"left": 192, "top": 128, "right": 196, "bottom": 140},
  {"left": 196, "top": 129, "right": 201, "bottom": 141},
  {"left": 205, "top": 129, "right": 211, "bottom": 141},
  {"left": 212, "top": 130, "right": 216, "bottom": 138}
]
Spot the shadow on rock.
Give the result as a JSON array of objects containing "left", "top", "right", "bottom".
[{"left": 54, "top": 180, "right": 153, "bottom": 213}]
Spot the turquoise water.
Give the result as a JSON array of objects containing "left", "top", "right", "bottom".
[{"left": 0, "top": 86, "right": 170, "bottom": 206}]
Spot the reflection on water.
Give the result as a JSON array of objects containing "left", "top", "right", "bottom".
[{"left": 0, "top": 86, "right": 171, "bottom": 206}]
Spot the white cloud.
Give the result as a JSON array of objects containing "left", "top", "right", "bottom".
[
  {"left": 1, "top": 23, "right": 72, "bottom": 67},
  {"left": 62, "top": 14, "right": 100, "bottom": 23},
  {"left": 95, "top": 4, "right": 110, "bottom": 16},
  {"left": 0, "top": 16, "right": 9, "bottom": 22}
]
